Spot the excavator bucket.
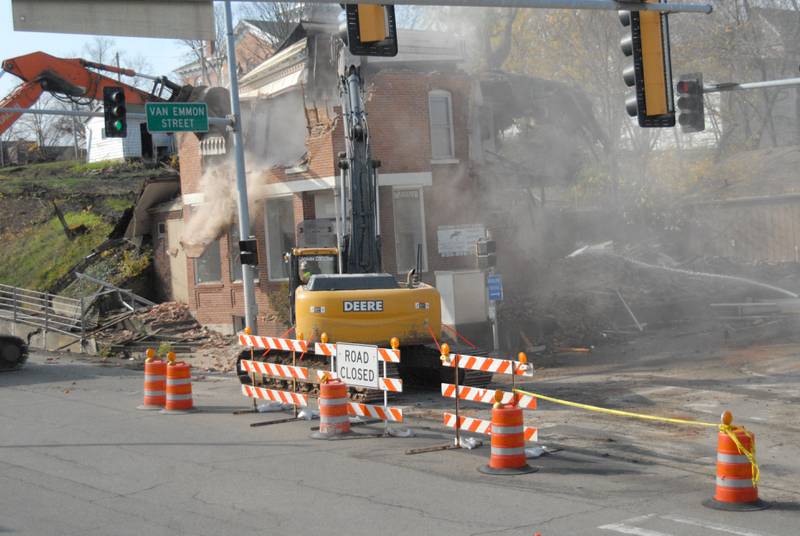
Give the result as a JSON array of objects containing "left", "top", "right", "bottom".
[{"left": 187, "top": 86, "right": 231, "bottom": 152}]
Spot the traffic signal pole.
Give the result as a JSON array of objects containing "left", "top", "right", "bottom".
[
  {"left": 223, "top": 0, "right": 258, "bottom": 334},
  {"left": 703, "top": 77, "right": 800, "bottom": 93}
]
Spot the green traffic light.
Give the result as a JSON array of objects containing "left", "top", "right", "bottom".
[{"left": 113, "top": 120, "right": 123, "bottom": 131}]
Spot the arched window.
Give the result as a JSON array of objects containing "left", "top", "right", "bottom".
[{"left": 428, "top": 90, "right": 455, "bottom": 161}]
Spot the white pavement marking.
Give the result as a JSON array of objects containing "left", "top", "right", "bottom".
[
  {"left": 599, "top": 515, "right": 674, "bottom": 536},
  {"left": 600, "top": 513, "right": 778, "bottom": 536},
  {"left": 659, "top": 514, "right": 775, "bottom": 536},
  {"left": 598, "top": 524, "right": 673, "bottom": 536}
]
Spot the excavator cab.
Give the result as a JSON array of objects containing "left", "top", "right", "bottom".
[{"left": 287, "top": 247, "right": 339, "bottom": 323}]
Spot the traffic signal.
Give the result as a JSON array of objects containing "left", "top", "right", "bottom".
[
  {"left": 239, "top": 238, "right": 258, "bottom": 266},
  {"left": 103, "top": 86, "right": 127, "bottom": 138},
  {"left": 344, "top": 4, "right": 398, "bottom": 57},
  {"left": 676, "top": 73, "right": 705, "bottom": 133},
  {"left": 619, "top": 1, "right": 675, "bottom": 127},
  {"left": 476, "top": 237, "right": 497, "bottom": 270}
]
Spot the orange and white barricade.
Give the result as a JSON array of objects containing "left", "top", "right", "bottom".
[
  {"left": 443, "top": 412, "right": 538, "bottom": 442},
  {"left": 238, "top": 330, "right": 311, "bottom": 422},
  {"left": 241, "top": 384, "right": 308, "bottom": 407},
  {"left": 238, "top": 332, "right": 406, "bottom": 435},
  {"left": 407, "top": 344, "right": 537, "bottom": 460},
  {"left": 238, "top": 333, "right": 308, "bottom": 353}
]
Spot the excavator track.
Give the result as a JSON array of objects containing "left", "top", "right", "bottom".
[
  {"left": 236, "top": 341, "right": 493, "bottom": 403},
  {"left": 0, "top": 336, "right": 29, "bottom": 371}
]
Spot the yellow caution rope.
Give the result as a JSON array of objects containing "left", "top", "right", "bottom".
[
  {"left": 513, "top": 388, "right": 759, "bottom": 485},
  {"left": 720, "top": 425, "right": 760, "bottom": 486}
]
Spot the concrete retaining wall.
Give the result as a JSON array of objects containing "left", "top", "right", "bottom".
[{"left": 0, "top": 318, "right": 96, "bottom": 354}]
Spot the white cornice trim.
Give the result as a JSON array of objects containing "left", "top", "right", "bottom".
[{"left": 257, "top": 172, "right": 434, "bottom": 197}]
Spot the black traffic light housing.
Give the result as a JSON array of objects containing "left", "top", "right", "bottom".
[
  {"left": 239, "top": 238, "right": 259, "bottom": 267},
  {"left": 619, "top": 3, "right": 675, "bottom": 128},
  {"left": 103, "top": 86, "right": 127, "bottom": 138},
  {"left": 344, "top": 4, "right": 398, "bottom": 57},
  {"left": 676, "top": 73, "right": 705, "bottom": 133},
  {"left": 476, "top": 237, "right": 497, "bottom": 270}
]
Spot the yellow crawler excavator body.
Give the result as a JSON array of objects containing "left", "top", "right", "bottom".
[{"left": 295, "top": 282, "right": 442, "bottom": 346}]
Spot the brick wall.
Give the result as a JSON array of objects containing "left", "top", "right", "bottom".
[
  {"left": 367, "top": 70, "right": 472, "bottom": 172},
  {"left": 178, "top": 133, "right": 203, "bottom": 194}
]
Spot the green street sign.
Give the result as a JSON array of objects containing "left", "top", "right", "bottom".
[{"left": 145, "top": 102, "right": 209, "bottom": 133}]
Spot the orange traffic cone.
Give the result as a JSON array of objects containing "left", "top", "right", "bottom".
[
  {"left": 311, "top": 378, "right": 350, "bottom": 439},
  {"left": 137, "top": 348, "right": 166, "bottom": 410},
  {"left": 160, "top": 353, "right": 195, "bottom": 414},
  {"left": 479, "top": 403, "right": 537, "bottom": 475},
  {"left": 703, "top": 411, "right": 767, "bottom": 511}
]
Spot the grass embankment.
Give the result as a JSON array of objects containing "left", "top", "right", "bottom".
[
  {"left": 0, "top": 159, "right": 153, "bottom": 196},
  {"left": 0, "top": 211, "right": 112, "bottom": 290},
  {"left": 0, "top": 159, "right": 171, "bottom": 291}
]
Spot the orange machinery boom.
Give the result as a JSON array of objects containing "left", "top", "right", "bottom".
[{"left": 0, "top": 51, "right": 193, "bottom": 136}]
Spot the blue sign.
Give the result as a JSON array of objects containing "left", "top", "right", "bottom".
[{"left": 487, "top": 274, "right": 503, "bottom": 302}]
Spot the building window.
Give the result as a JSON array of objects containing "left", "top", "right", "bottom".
[
  {"left": 194, "top": 240, "right": 222, "bottom": 284},
  {"left": 265, "top": 196, "right": 296, "bottom": 280},
  {"left": 157, "top": 222, "right": 166, "bottom": 238},
  {"left": 314, "top": 191, "right": 336, "bottom": 219},
  {"left": 392, "top": 187, "right": 428, "bottom": 274},
  {"left": 428, "top": 90, "right": 455, "bottom": 161},
  {"left": 229, "top": 224, "right": 242, "bottom": 282}
]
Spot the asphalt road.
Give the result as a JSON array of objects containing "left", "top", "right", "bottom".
[{"left": 1, "top": 353, "right": 798, "bottom": 535}]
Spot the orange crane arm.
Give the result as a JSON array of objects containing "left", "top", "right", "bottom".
[
  {"left": 0, "top": 81, "right": 43, "bottom": 135},
  {"left": 0, "top": 51, "right": 193, "bottom": 136}
]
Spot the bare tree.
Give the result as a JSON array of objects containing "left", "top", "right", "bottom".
[
  {"left": 15, "top": 94, "right": 70, "bottom": 152},
  {"left": 81, "top": 37, "right": 116, "bottom": 66},
  {"left": 240, "top": 2, "right": 304, "bottom": 47},
  {"left": 179, "top": 5, "right": 228, "bottom": 86}
]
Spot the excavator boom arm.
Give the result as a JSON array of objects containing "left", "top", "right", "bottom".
[
  {"left": 0, "top": 51, "right": 191, "bottom": 136},
  {"left": 0, "top": 81, "right": 43, "bottom": 136}
]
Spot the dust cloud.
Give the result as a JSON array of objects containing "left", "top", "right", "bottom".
[{"left": 180, "top": 92, "right": 308, "bottom": 257}]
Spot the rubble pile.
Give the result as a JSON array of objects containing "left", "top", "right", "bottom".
[
  {"left": 500, "top": 242, "right": 800, "bottom": 348},
  {"left": 95, "top": 302, "right": 231, "bottom": 353}
]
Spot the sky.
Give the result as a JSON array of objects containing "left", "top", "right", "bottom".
[{"left": 0, "top": 1, "right": 210, "bottom": 98}]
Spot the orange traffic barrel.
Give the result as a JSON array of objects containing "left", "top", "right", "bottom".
[
  {"left": 137, "top": 359, "right": 166, "bottom": 410},
  {"left": 160, "top": 362, "right": 195, "bottom": 414},
  {"left": 479, "top": 404, "right": 537, "bottom": 475},
  {"left": 312, "top": 379, "right": 350, "bottom": 438},
  {"left": 704, "top": 415, "right": 767, "bottom": 511}
]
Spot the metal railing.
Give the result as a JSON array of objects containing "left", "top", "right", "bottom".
[{"left": 0, "top": 283, "right": 95, "bottom": 342}]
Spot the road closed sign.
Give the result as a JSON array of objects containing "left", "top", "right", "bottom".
[{"left": 335, "top": 343, "right": 379, "bottom": 389}]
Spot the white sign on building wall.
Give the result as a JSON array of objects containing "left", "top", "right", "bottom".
[{"left": 437, "top": 224, "right": 486, "bottom": 257}]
